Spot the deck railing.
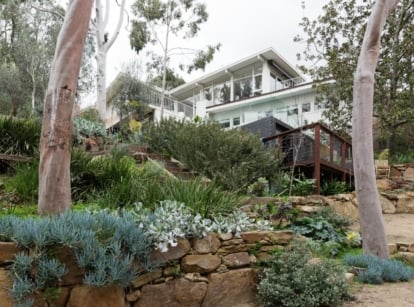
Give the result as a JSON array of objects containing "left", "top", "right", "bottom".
[{"left": 262, "top": 122, "right": 353, "bottom": 193}]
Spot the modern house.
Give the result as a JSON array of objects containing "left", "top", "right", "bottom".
[
  {"left": 169, "top": 47, "right": 325, "bottom": 129},
  {"left": 102, "top": 47, "right": 353, "bottom": 193}
]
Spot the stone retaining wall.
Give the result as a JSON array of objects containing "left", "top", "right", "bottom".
[{"left": 0, "top": 230, "right": 294, "bottom": 307}]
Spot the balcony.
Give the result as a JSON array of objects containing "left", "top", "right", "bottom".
[{"left": 262, "top": 122, "right": 353, "bottom": 194}]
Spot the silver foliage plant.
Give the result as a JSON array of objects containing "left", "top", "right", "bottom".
[{"left": 131, "top": 200, "right": 271, "bottom": 252}]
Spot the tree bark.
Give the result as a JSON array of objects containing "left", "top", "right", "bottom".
[
  {"left": 352, "top": 0, "right": 400, "bottom": 258},
  {"left": 38, "top": 0, "right": 94, "bottom": 215}
]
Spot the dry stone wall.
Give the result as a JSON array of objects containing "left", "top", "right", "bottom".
[{"left": 0, "top": 230, "right": 294, "bottom": 307}]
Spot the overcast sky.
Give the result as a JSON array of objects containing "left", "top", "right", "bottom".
[{"left": 104, "top": 0, "right": 331, "bottom": 84}]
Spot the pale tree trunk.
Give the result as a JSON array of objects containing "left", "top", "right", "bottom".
[
  {"left": 95, "top": 0, "right": 126, "bottom": 122},
  {"left": 38, "top": 0, "right": 94, "bottom": 215},
  {"left": 352, "top": 0, "right": 400, "bottom": 258}
]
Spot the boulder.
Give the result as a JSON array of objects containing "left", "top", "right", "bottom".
[
  {"left": 135, "top": 278, "right": 207, "bottom": 307},
  {"left": 0, "top": 242, "right": 22, "bottom": 264},
  {"left": 0, "top": 269, "right": 12, "bottom": 307},
  {"left": 403, "top": 167, "right": 414, "bottom": 180},
  {"left": 397, "top": 252, "right": 414, "bottom": 265},
  {"left": 181, "top": 255, "right": 221, "bottom": 274},
  {"left": 131, "top": 270, "right": 163, "bottom": 289},
  {"left": 241, "top": 230, "right": 293, "bottom": 245},
  {"left": 325, "top": 197, "right": 359, "bottom": 221},
  {"left": 380, "top": 195, "right": 396, "bottom": 214},
  {"left": 395, "top": 195, "right": 414, "bottom": 213},
  {"left": 66, "top": 285, "right": 126, "bottom": 307},
  {"left": 55, "top": 246, "right": 84, "bottom": 286},
  {"left": 222, "top": 252, "right": 250, "bottom": 269},
  {"left": 150, "top": 239, "right": 191, "bottom": 265},
  {"left": 202, "top": 269, "right": 257, "bottom": 307},
  {"left": 192, "top": 234, "right": 221, "bottom": 254}
]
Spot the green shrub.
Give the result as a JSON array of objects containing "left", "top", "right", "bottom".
[
  {"left": 343, "top": 254, "right": 414, "bottom": 284},
  {"left": 4, "top": 161, "right": 39, "bottom": 203},
  {"left": 0, "top": 117, "right": 41, "bottom": 155},
  {"left": 257, "top": 244, "right": 350, "bottom": 307},
  {"left": 143, "top": 119, "right": 283, "bottom": 192},
  {"left": 320, "top": 179, "right": 353, "bottom": 196}
]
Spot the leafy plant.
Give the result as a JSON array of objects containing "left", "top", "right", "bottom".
[
  {"left": 4, "top": 160, "right": 39, "bottom": 203},
  {"left": 0, "top": 117, "right": 41, "bottom": 156},
  {"left": 291, "top": 216, "right": 345, "bottom": 243},
  {"left": 343, "top": 254, "right": 414, "bottom": 284},
  {"left": 143, "top": 119, "right": 282, "bottom": 192},
  {"left": 257, "top": 243, "right": 350, "bottom": 307},
  {"left": 320, "top": 179, "right": 352, "bottom": 196},
  {"left": 247, "top": 177, "right": 269, "bottom": 196}
]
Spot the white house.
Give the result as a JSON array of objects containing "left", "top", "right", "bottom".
[{"left": 169, "top": 47, "right": 325, "bottom": 129}]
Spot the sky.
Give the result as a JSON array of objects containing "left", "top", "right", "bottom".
[{"left": 104, "top": 0, "right": 331, "bottom": 84}]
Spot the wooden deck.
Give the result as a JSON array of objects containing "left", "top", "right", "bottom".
[{"left": 262, "top": 122, "right": 353, "bottom": 194}]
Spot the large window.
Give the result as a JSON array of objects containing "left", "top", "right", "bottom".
[{"left": 234, "top": 64, "right": 262, "bottom": 100}]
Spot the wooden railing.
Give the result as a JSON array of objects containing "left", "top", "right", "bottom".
[{"left": 262, "top": 122, "right": 353, "bottom": 194}]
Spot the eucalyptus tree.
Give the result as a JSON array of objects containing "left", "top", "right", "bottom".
[
  {"left": 92, "top": 0, "right": 126, "bottom": 122},
  {"left": 129, "top": 0, "right": 220, "bottom": 118},
  {"left": 296, "top": 0, "right": 414, "bottom": 147},
  {"left": 352, "top": 0, "right": 400, "bottom": 258},
  {"left": 38, "top": 0, "right": 94, "bottom": 215},
  {"left": 0, "top": 0, "right": 63, "bottom": 115}
]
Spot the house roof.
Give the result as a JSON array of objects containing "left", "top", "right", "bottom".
[{"left": 169, "top": 47, "right": 303, "bottom": 100}]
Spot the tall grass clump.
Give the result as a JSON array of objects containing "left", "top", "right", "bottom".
[
  {"left": 0, "top": 117, "right": 41, "bottom": 155},
  {"left": 143, "top": 119, "right": 283, "bottom": 193},
  {"left": 4, "top": 160, "right": 39, "bottom": 203}
]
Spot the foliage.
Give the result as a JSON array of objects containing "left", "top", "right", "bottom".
[
  {"left": 3, "top": 211, "right": 152, "bottom": 305},
  {"left": 390, "top": 152, "right": 414, "bottom": 164},
  {"left": 296, "top": 0, "right": 414, "bottom": 145},
  {"left": 4, "top": 161, "right": 39, "bottom": 203},
  {"left": 320, "top": 179, "right": 352, "bottom": 196},
  {"left": 143, "top": 119, "right": 282, "bottom": 192},
  {"left": 73, "top": 116, "right": 107, "bottom": 138},
  {"left": 343, "top": 254, "right": 414, "bottom": 284},
  {"left": 131, "top": 200, "right": 270, "bottom": 252},
  {"left": 247, "top": 177, "right": 269, "bottom": 196},
  {"left": 0, "top": 117, "right": 41, "bottom": 155},
  {"left": 257, "top": 244, "right": 350, "bottom": 307},
  {"left": 129, "top": 0, "right": 220, "bottom": 79},
  {"left": 290, "top": 207, "right": 354, "bottom": 245},
  {"left": 290, "top": 177, "right": 315, "bottom": 196}
]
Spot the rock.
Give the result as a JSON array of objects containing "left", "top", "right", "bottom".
[
  {"left": 376, "top": 179, "right": 393, "bottom": 191},
  {"left": 241, "top": 230, "right": 293, "bottom": 245},
  {"left": 192, "top": 234, "right": 221, "bottom": 254},
  {"left": 131, "top": 270, "right": 163, "bottom": 289},
  {"left": 388, "top": 243, "right": 398, "bottom": 254},
  {"left": 221, "top": 238, "right": 244, "bottom": 246},
  {"left": 217, "top": 233, "right": 233, "bottom": 241},
  {"left": 181, "top": 255, "right": 221, "bottom": 274},
  {"left": 403, "top": 167, "right": 414, "bottom": 180},
  {"left": 55, "top": 246, "right": 84, "bottom": 286},
  {"left": 326, "top": 197, "right": 359, "bottom": 221},
  {"left": 408, "top": 243, "right": 414, "bottom": 253},
  {"left": 0, "top": 242, "right": 22, "bottom": 264},
  {"left": 222, "top": 252, "right": 250, "bottom": 269},
  {"left": 184, "top": 273, "right": 209, "bottom": 283},
  {"left": 345, "top": 273, "right": 355, "bottom": 284},
  {"left": 397, "top": 252, "right": 414, "bottom": 265},
  {"left": 299, "top": 205, "right": 318, "bottom": 213},
  {"left": 306, "top": 195, "right": 326, "bottom": 205},
  {"left": 395, "top": 195, "right": 414, "bottom": 213},
  {"left": 67, "top": 285, "right": 126, "bottom": 307},
  {"left": 217, "top": 244, "right": 256, "bottom": 255},
  {"left": 150, "top": 239, "right": 191, "bottom": 265},
  {"left": 0, "top": 269, "right": 12, "bottom": 307},
  {"left": 126, "top": 290, "right": 141, "bottom": 302},
  {"left": 202, "top": 268, "right": 257, "bottom": 307},
  {"left": 380, "top": 195, "right": 396, "bottom": 214},
  {"left": 135, "top": 278, "right": 207, "bottom": 307},
  {"left": 35, "top": 287, "right": 70, "bottom": 307}
]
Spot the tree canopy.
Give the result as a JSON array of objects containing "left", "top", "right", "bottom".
[{"left": 296, "top": 0, "right": 413, "bottom": 149}]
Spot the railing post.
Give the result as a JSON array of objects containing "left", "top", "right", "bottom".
[
  {"left": 314, "top": 124, "right": 321, "bottom": 194},
  {"left": 341, "top": 142, "right": 346, "bottom": 181}
]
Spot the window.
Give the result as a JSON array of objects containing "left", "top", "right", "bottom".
[
  {"left": 204, "top": 88, "right": 212, "bottom": 101},
  {"left": 219, "top": 119, "right": 230, "bottom": 128},
  {"left": 287, "top": 108, "right": 298, "bottom": 116},
  {"left": 233, "top": 117, "right": 240, "bottom": 126},
  {"left": 302, "top": 102, "right": 311, "bottom": 113}
]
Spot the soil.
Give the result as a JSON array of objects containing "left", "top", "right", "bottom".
[{"left": 345, "top": 213, "right": 414, "bottom": 307}]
